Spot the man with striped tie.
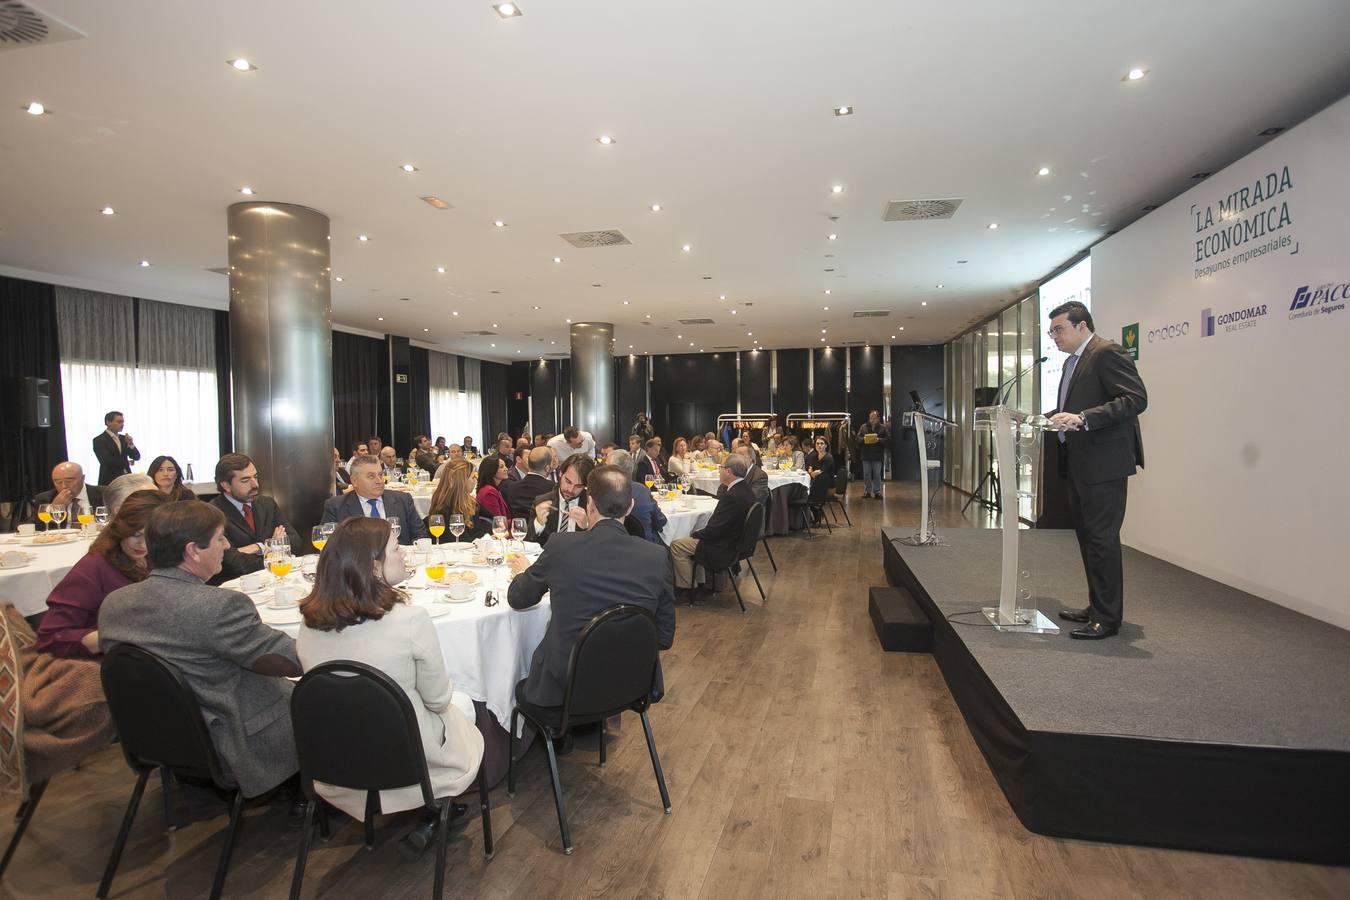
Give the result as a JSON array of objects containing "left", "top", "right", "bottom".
[{"left": 1046, "top": 301, "right": 1148, "bottom": 640}]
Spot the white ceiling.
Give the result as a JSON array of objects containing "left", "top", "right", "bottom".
[{"left": 2, "top": 0, "right": 1349, "bottom": 364}]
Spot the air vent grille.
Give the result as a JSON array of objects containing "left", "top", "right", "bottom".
[
  {"left": 677, "top": 318, "right": 715, "bottom": 325},
  {"left": 883, "top": 198, "right": 963, "bottom": 222},
  {"left": 205, "top": 267, "right": 230, "bottom": 276},
  {"left": 712, "top": 345, "right": 740, "bottom": 350},
  {"left": 558, "top": 229, "right": 631, "bottom": 248},
  {"left": 0, "top": 1, "right": 85, "bottom": 51},
  {"left": 461, "top": 330, "right": 497, "bottom": 336},
  {"left": 852, "top": 310, "right": 890, "bottom": 318}
]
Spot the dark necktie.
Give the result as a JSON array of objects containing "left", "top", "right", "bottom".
[
  {"left": 242, "top": 503, "right": 255, "bottom": 532},
  {"left": 69, "top": 499, "right": 80, "bottom": 526},
  {"left": 1057, "top": 353, "right": 1080, "bottom": 444}
]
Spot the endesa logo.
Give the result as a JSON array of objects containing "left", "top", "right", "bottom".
[
  {"left": 1200, "top": 303, "right": 1267, "bottom": 337},
  {"left": 1289, "top": 281, "right": 1349, "bottom": 320},
  {"left": 1147, "top": 321, "right": 1189, "bottom": 343}
]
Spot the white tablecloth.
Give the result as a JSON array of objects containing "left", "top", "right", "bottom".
[
  {"left": 656, "top": 495, "right": 719, "bottom": 543},
  {"left": 0, "top": 531, "right": 93, "bottom": 616},
  {"left": 687, "top": 468, "right": 810, "bottom": 496},
  {"left": 225, "top": 550, "right": 549, "bottom": 731}
]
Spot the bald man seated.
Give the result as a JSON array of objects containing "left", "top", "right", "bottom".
[{"left": 30, "top": 462, "right": 104, "bottom": 526}]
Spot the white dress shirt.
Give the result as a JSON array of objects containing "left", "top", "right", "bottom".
[{"left": 547, "top": 431, "right": 595, "bottom": 463}]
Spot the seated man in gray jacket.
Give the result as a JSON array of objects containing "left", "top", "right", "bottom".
[{"left": 99, "top": 501, "right": 302, "bottom": 803}]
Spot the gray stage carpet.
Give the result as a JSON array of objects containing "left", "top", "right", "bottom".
[{"left": 881, "top": 527, "right": 1350, "bottom": 752}]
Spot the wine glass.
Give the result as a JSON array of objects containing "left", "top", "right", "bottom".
[
  {"left": 388, "top": 516, "right": 402, "bottom": 541},
  {"left": 311, "top": 525, "right": 328, "bottom": 552},
  {"left": 266, "top": 549, "right": 293, "bottom": 583},
  {"left": 492, "top": 516, "right": 508, "bottom": 541},
  {"left": 49, "top": 504, "right": 68, "bottom": 530},
  {"left": 448, "top": 514, "right": 465, "bottom": 542},
  {"left": 425, "top": 549, "right": 446, "bottom": 585},
  {"left": 428, "top": 514, "right": 445, "bottom": 544},
  {"left": 37, "top": 504, "right": 53, "bottom": 533},
  {"left": 511, "top": 517, "right": 527, "bottom": 540},
  {"left": 485, "top": 539, "right": 504, "bottom": 568},
  {"left": 77, "top": 508, "right": 95, "bottom": 529},
  {"left": 94, "top": 505, "right": 110, "bottom": 528}
]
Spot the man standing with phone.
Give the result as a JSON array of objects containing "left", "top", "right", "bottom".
[{"left": 93, "top": 410, "right": 140, "bottom": 486}]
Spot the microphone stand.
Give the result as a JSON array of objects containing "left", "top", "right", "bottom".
[{"left": 964, "top": 357, "right": 1048, "bottom": 516}]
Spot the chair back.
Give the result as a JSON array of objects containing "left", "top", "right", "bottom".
[
  {"left": 101, "top": 644, "right": 229, "bottom": 785},
  {"left": 290, "top": 661, "right": 434, "bottom": 807},
  {"left": 0, "top": 606, "right": 29, "bottom": 798},
  {"left": 735, "top": 503, "right": 765, "bottom": 562},
  {"left": 559, "top": 606, "right": 659, "bottom": 730},
  {"left": 833, "top": 464, "right": 850, "bottom": 495},
  {"left": 622, "top": 514, "right": 646, "bottom": 538}
]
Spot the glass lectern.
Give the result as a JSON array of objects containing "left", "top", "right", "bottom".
[
  {"left": 972, "top": 404, "right": 1059, "bottom": 634},
  {"left": 896, "top": 411, "right": 958, "bottom": 546}
]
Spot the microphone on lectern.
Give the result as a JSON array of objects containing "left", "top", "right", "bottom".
[{"left": 997, "top": 356, "right": 1048, "bottom": 406}]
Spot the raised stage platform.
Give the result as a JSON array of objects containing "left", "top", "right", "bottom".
[{"left": 881, "top": 527, "right": 1350, "bottom": 864}]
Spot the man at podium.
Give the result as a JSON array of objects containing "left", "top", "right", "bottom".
[{"left": 1046, "top": 300, "right": 1147, "bottom": 640}]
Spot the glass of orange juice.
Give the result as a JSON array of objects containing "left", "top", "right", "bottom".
[
  {"left": 428, "top": 514, "right": 445, "bottom": 544},
  {"left": 37, "top": 504, "right": 53, "bottom": 532},
  {"left": 644, "top": 477, "right": 654, "bottom": 489},
  {"left": 310, "top": 526, "right": 327, "bottom": 552},
  {"left": 267, "top": 551, "right": 293, "bottom": 582},
  {"left": 425, "top": 550, "right": 446, "bottom": 584}
]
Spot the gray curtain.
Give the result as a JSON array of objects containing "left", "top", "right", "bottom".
[
  {"left": 54, "top": 287, "right": 134, "bottom": 363},
  {"left": 138, "top": 297, "right": 215, "bottom": 369}
]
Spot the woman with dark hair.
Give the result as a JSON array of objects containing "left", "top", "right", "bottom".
[
  {"left": 16, "top": 490, "right": 172, "bottom": 782},
  {"left": 147, "top": 454, "right": 197, "bottom": 501},
  {"left": 297, "top": 517, "right": 484, "bottom": 860},
  {"left": 475, "top": 456, "right": 510, "bottom": 519},
  {"left": 427, "top": 459, "right": 490, "bottom": 540},
  {"left": 805, "top": 435, "right": 835, "bottom": 524}
]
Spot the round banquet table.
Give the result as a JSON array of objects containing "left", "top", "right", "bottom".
[
  {"left": 0, "top": 530, "right": 94, "bottom": 617},
  {"left": 685, "top": 467, "right": 810, "bottom": 535},
  {"left": 222, "top": 545, "right": 550, "bottom": 787},
  {"left": 656, "top": 494, "right": 718, "bottom": 543}
]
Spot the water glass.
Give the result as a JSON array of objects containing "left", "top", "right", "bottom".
[
  {"left": 94, "top": 505, "right": 110, "bottom": 527},
  {"left": 511, "top": 517, "right": 527, "bottom": 540},
  {"left": 492, "top": 516, "right": 508, "bottom": 540},
  {"left": 388, "top": 516, "right": 402, "bottom": 540},
  {"left": 448, "top": 514, "right": 465, "bottom": 542}
]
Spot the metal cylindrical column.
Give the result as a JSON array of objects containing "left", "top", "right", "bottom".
[
  {"left": 227, "top": 202, "right": 334, "bottom": 536},
  {"left": 569, "top": 322, "right": 615, "bottom": 444}
]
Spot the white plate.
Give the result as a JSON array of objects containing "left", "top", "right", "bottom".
[
  {"left": 258, "top": 606, "right": 303, "bottom": 625},
  {"left": 421, "top": 603, "right": 455, "bottom": 617}
]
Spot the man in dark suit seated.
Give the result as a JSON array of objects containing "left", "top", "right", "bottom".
[
  {"left": 732, "top": 446, "right": 770, "bottom": 505},
  {"left": 606, "top": 450, "right": 668, "bottom": 544},
  {"left": 92, "top": 410, "right": 140, "bottom": 486},
  {"left": 29, "top": 461, "right": 103, "bottom": 526},
  {"left": 527, "top": 454, "right": 595, "bottom": 546},
  {"left": 209, "top": 453, "right": 301, "bottom": 585},
  {"left": 505, "top": 447, "right": 557, "bottom": 520},
  {"left": 1046, "top": 300, "right": 1148, "bottom": 640},
  {"left": 669, "top": 454, "right": 755, "bottom": 601},
  {"left": 320, "top": 455, "right": 428, "bottom": 545},
  {"left": 507, "top": 465, "right": 676, "bottom": 708},
  {"left": 634, "top": 438, "right": 667, "bottom": 484},
  {"left": 411, "top": 434, "right": 440, "bottom": 477},
  {"left": 98, "top": 501, "right": 303, "bottom": 808}
]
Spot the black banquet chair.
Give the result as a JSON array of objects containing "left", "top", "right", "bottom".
[
  {"left": 508, "top": 605, "right": 671, "bottom": 855},
  {"left": 288, "top": 661, "right": 493, "bottom": 900},
  {"left": 784, "top": 482, "right": 823, "bottom": 538},
  {"left": 713, "top": 503, "right": 768, "bottom": 613},
  {"left": 825, "top": 465, "right": 852, "bottom": 527},
  {"left": 98, "top": 644, "right": 247, "bottom": 900}
]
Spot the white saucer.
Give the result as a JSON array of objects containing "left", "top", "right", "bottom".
[{"left": 259, "top": 606, "right": 303, "bottom": 625}]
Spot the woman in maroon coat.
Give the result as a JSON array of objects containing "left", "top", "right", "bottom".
[{"left": 475, "top": 456, "right": 511, "bottom": 520}]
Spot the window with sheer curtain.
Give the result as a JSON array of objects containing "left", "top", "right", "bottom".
[
  {"left": 428, "top": 351, "right": 483, "bottom": 448},
  {"left": 56, "top": 288, "right": 220, "bottom": 485}
]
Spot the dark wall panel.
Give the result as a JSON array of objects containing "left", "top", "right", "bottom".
[
  {"left": 332, "top": 331, "right": 389, "bottom": 454},
  {"left": 616, "top": 354, "right": 648, "bottom": 442},
  {"left": 409, "top": 346, "right": 431, "bottom": 445},
  {"left": 529, "top": 359, "right": 559, "bottom": 436},
  {"left": 739, "top": 350, "right": 771, "bottom": 413},
  {"left": 558, "top": 360, "right": 571, "bottom": 434},
  {"left": 649, "top": 351, "right": 737, "bottom": 440},
  {"left": 389, "top": 336, "right": 413, "bottom": 452},
  {"left": 507, "top": 362, "right": 530, "bottom": 439},
  {"left": 891, "top": 345, "right": 946, "bottom": 481},
  {"left": 811, "top": 347, "right": 847, "bottom": 412},
  {"left": 480, "top": 360, "right": 509, "bottom": 447},
  {"left": 848, "top": 345, "right": 884, "bottom": 424},
  {"left": 776, "top": 349, "right": 809, "bottom": 423}
]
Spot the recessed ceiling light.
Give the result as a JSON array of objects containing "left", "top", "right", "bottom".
[
  {"left": 358, "top": 234, "right": 369, "bottom": 241},
  {"left": 645, "top": 313, "right": 652, "bottom": 318},
  {"left": 649, "top": 204, "right": 661, "bottom": 212},
  {"left": 820, "top": 337, "right": 826, "bottom": 342},
  {"left": 596, "top": 135, "right": 615, "bottom": 145},
  {"left": 566, "top": 318, "right": 572, "bottom": 324},
  {"left": 423, "top": 327, "right": 430, "bottom": 332},
  {"left": 1125, "top": 67, "right": 1147, "bottom": 81},
  {"left": 25, "top": 101, "right": 47, "bottom": 116},
  {"left": 823, "top": 305, "right": 829, "bottom": 310},
  {"left": 1258, "top": 126, "right": 1285, "bottom": 137},
  {"left": 533, "top": 305, "right": 541, "bottom": 310},
  {"left": 490, "top": 343, "right": 497, "bottom": 347},
  {"left": 227, "top": 58, "right": 257, "bottom": 72},
  {"left": 833, "top": 106, "right": 853, "bottom": 116},
  {"left": 239, "top": 186, "right": 255, "bottom": 195},
  {"left": 831, "top": 185, "right": 844, "bottom": 194},
  {"left": 494, "top": 220, "right": 506, "bottom": 228},
  {"left": 492, "top": 323, "right": 498, "bottom": 328},
  {"left": 436, "top": 266, "right": 445, "bottom": 273},
  {"left": 493, "top": 2, "right": 522, "bottom": 18},
  {"left": 747, "top": 332, "right": 753, "bottom": 336},
  {"left": 629, "top": 345, "right": 634, "bottom": 349},
  {"left": 821, "top": 328, "right": 827, "bottom": 333},
  {"left": 900, "top": 326, "right": 905, "bottom": 331},
  {"left": 935, "top": 283, "right": 944, "bottom": 288},
  {"left": 553, "top": 257, "right": 562, "bottom": 263},
  {"left": 139, "top": 260, "right": 150, "bottom": 267},
  {"left": 335, "top": 276, "right": 344, "bottom": 282},
  {"left": 719, "top": 294, "right": 726, "bottom": 300},
  {"left": 828, "top": 233, "right": 837, "bottom": 241},
  {"left": 622, "top": 300, "right": 629, "bottom": 305},
  {"left": 377, "top": 316, "right": 384, "bottom": 321},
  {"left": 452, "top": 311, "right": 459, "bottom": 316},
  {"left": 100, "top": 206, "right": 115, "bottom": 216},
  {"left": 1191, "top": 172, "right": 1211, "bottom": 180},
  {"left": 823, "top": 290, "right": 831, "bottom": 295},
  {"left": 730, "top": 310, "right": 737, "bottom": 315},
  {"left": 400, "top": 163, "right": 418, "bottom": 173},
  {"left": 921, "top": 301, "right": 928, "bottom": 306},
  {"left": 987, "top": 223, "right": 999, "bottom": 230},
  {"left": 890, "top": 334, "right": 896, "bottom": 339},
  {"left": 550, "top": 340, "right": 556, "bottom": 345},
  {"left": 682, "top": 244, "right": 691, "bottom": 252},
  {"left": 676, "top": 334, "right": 682, "bottom": 339},
  {"left": 689, "top": 343, "right": 694, "bottom": 347}
]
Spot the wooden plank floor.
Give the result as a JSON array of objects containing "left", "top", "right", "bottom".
[{"left": 2, "top": 484, "right": 1347, "bottom": 898}]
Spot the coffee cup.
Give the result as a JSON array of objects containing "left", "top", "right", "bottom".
[
  {"left": 0, "top": 550, "right": 26, "bottom": 569},
  {"left": 447, "top": 579, "right": 473, "bottom": 601},
  {"left": 270, "top": 584, "right": 303, "bottom": 609},
  {"left": 240, "top": 571, "right": 267, "bottom": 592},
  {"left": 414, "top": 537, "right": 432, "bottom": 551},
  {"left": 16, "top": 524, "right": 35, "bottom": 537}
]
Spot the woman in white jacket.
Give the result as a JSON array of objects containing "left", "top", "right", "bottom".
[{"left": 297, "top": 516, "right": 484, "bottom": 861}]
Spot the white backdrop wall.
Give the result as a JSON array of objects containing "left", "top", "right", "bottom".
[{"left": 1091, "top": 93, "right": 1350, "bottom": 629}]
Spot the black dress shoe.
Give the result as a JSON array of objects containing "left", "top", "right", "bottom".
[
  {"left": 1070, "top": 621, "right": 1120, "bottom": 640},
  {"left": 398, "top": 804, "right": 468, "bottom": 861},
  {"left": 1058, "top": 607, "right": 1090, "bottom": 623},
  {"left": 287, "top": 797, "right": 309, "bottom": 829}
]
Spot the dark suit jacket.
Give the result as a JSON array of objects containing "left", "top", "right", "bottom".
[
  {"left": 29, "top": 485, "right": 104, "bottom": 526},
  {"left": 414, "top": 449, "right": 439, "bottom": 475},
  {"left": 692, "top": 479, "right": 756, "bottom": 571},
  {"left": 319, "top": 490, "right": 429, "bottom": 544},
  {"left": 525, "top": 486, "right": 588, "bottom": 546},
  {"left": 505, "top": 472, "right": 556, "bottom": 521},
  {"left": 508, "top": 519, "right": 676, "bottom": 707},
  {"left": 1054, "top": 334, "right": 1148, "bottom": 485},
  {"left": 630, "top": 482, "right": 668, "bottom": 544},
  {"left": 210, "top": 494, "right": 301, "bottom": 585},
  {"left": 744, "top": 465, "right": 769, "bottom": 505},
  {"left": 92, "top": 431, "right": 141, "bottom": 486},
  {"left": 633, "top": 454, "right": 667, "bottom": 484}
]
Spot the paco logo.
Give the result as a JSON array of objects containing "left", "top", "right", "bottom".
[{"left": 1289, "top": 282, "right": 1349, "bottom": 320}]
